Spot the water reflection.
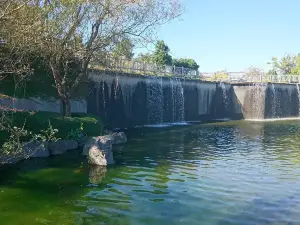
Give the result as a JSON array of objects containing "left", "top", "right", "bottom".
[
  {"left": 1, "top": 121, "right": 300, "bottom": 224},
  {"left": 89, "top": 166, "right": 107, "bottom": 185}
]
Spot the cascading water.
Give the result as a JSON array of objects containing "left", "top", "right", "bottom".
[
  {"left": 114, "top": 76, "right": 119, "bottom": 99},
  {"left": 170, "top": 78, "right": 185, "bottom": 123},
  {"left": 250, "top": 83, "right": 266, "bottom": 119},
  {"left": 147, "top": 76, "right": 164, "bottom": 124},
  {"left": 219, "top": 82, "right": 229, "bottom": 110},
  {"left": 102, "top": 82, "right": 106, "bottom": 115},
  {"left": 297, "top": 84, "right": 300, "bottom": 116},
  {"left": 271, "top": 84, "right": 276, "bottom": 118}
]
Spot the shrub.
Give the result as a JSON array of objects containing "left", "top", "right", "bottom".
[{"left": 0, "top": 111, "right": 103, "bottom": 144}]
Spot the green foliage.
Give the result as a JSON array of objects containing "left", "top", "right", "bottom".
[
  {"left": 66, "top": 123, "right": 85, "bottom": 141},
  {"left": 153, "top": 40, "right": 173, "bottom": 65},
  {"left": 173, "top": 58, "right": 199, "bottom": 70},
  {"left": 0, "top": 118, "right": 60, "bottom": 156},
  {"left": 0, "top": 74, "right": 88, "bottom": 100},
  {"left": 268, "top": 54, "right": 300, "bottom": 75},
  {"left": 209, "top": 71, "right": 230, "bottom": 81},
  {"left": 0, "top": 111, "right": 103, "bottom": 144},
  {"left": 1, "top": 122, "right": 30, "bottom": 156},
  {"left": 32, "top": 121, "right": 60, "bottom": 142},
  {"left": 112, "top": 39, "right": 134, "bottom": 60},
  {"left": 291, "top": 56, "right": 300, "bottom": 75},
  {"left": 136, "top": 53, "right": 154, "bottom": 63}
]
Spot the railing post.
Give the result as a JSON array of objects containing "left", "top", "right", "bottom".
[
  {"left": 260, "top": 74, "right": 262, "bottom": 82},
  {"left": 182, "top": 67, "right": 184, "bottom": 77}
]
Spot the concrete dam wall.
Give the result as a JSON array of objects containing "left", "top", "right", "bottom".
[
  {"left": 233, "top": 83, "right": 300, "bottom": 120},
  {"left": 87, "top": 71, "right": 242, "bottom": 128},
  {"left": 3, "top": 70, "right": 300, "bottom": 127}
]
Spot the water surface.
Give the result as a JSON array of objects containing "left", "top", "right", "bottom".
[{"left": 1, "top": 120, "right": 300, "bottom": 224}]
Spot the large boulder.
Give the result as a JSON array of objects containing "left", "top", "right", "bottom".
[
  {"left": 82, "top": 136, "right": 112, "bottom": 156},
  {"left": 82, "top": 136, "right": 114, "bottom": 165},
  {"left": 110, "top": 132, "right": 127, "bottom": 145},
  {"left": 88, "top": 146, "right": 107, "bottom": 166},
  {"left": 23, "top": 141, "right": 50, "bottom": 158},
  {"left": 49, "top": 140, "right": 78, "bottom": 155}
]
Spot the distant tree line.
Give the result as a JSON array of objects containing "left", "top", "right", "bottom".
[{"left": 136, "top": 40, "right": 200, "bottom": 71}]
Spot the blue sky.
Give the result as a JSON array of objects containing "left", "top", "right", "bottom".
[{"left": 136, "top": 0, "right": 300, "bottom": 72}]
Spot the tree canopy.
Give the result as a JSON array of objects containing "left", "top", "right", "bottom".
[
  {"left": 268, "top": 54, "right": 300, "bottom": 75},
  {"left": 112, "top": 39, "right": 134, "bottom": 60},
  {"left": 152, "top": 40, "right": 173, "bottom": 65},
  {"left": 173, "top": 58, "right": 199, "bottom": 70}
]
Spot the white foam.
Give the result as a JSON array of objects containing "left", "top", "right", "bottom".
[
  {"left": 143, "top": 124, "right": 172, "bottom": 128},
  {"left": 246, "top": 117, "right": 300, "bottom": 122},
  {"left": 143, "top": 122, "right": 190, "bottom": 128}
]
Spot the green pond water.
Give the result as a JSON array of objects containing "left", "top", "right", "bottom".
[{"left": 1, "top": 120, "right": 300, "bottom": 225}]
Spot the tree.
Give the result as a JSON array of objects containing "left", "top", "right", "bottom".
[
  {"left": 173, "top": 58, "right": 199, "bottom": 70},
  {"left": 209, "top": 71, "right": 229, "bottom": 82},
  {"left": 268, "top": 54, "right": 300, "bottom": 74},
  {"left": 136, "top": 53, "right": 154, "bottom": 63},
  {"left": 3, "top": 0, "right": 182, "bottom": 116},
  {"left": 112, "top": 38, "right": 134, "bottom": 60},
  {"left": 153, "top": 40, "right": 173, "bottom": 65},
  {"left": 0, "top": 0, "right": 40, "bottom": 80},
  {"left": 245, "top": 66, "right": 265, "bottom": 81},
  {"left": 291, "top": 55, "right": 300, "bottom": 75}
]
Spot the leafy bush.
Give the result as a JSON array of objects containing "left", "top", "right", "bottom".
[
  {"left": 32, "top": 120, "right": 60, "bottom": 142},
  {"left": 66, "top": 122, "right": 86, "bottom": 141},
  {"left": 0, "top": 111, "right": 103, "bottom": 144},
  {"left": 1, "top": 119, "right": 60, "bottom": 156}
]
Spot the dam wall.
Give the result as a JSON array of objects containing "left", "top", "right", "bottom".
[
  {"left": 87, "top": 71, "right": 242, "bottom": 128},
  {"left": 232, "top": 83, "right": 300, "bottom": 120},
  {"left": 2, "top": 70, "right": 300, "bottom": 127}
]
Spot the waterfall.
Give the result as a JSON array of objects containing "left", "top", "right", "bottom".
[
  {"left": 297, "top": 84, "right": 300, "bottom": 116},
  {"left": 287, "top": 85, "right": 293, "bottom": 117},
  {"left": 196, "top": 83, "right": 216, "bottom": 115},
  {"left": 114, "top": 76, "right": 119, "bottom": 99},
  {"left": 170, "top": 78, "right": 185, "bottom": 123},
  {"left": 219, "top": 82, "right": 229, "bottom": 110},
  {"left": 102, "top": 82, "right": 106, "bottom": 115},
  {"left": 271, "top": 84, "right": 276, "bottom": 118},
  {"left": 250, "top": 83, "right": 266, "bottom": 119},
  {"left": 147, "top": 76, "right": 164, "bottom": 124}
]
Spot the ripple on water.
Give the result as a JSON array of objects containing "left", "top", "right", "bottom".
[{"left": 2, "top": 121, "right": 300, "bottom": 224}]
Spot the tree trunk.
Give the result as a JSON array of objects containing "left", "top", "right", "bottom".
[
  {"left": 61, "top": 96, "right": 71, "bottom": 117},
  {"left": 50, "top": 61, "right": 72, "bottom": 117}
]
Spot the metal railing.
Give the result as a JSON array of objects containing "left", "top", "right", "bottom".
[
  {"left": 90, "top": 57, "right": 199, "bottom": 78},
  {"left": 230, "top": 74, "right": 300, "bottom": 84}
]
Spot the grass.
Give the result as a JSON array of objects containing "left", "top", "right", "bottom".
[{"left": 0, "top": 111, "right": 103, "bottom": 144}]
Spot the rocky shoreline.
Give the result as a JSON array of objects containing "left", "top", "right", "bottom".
[{"left": 0, "top": 132, "right": 127, "bottom": 167}]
